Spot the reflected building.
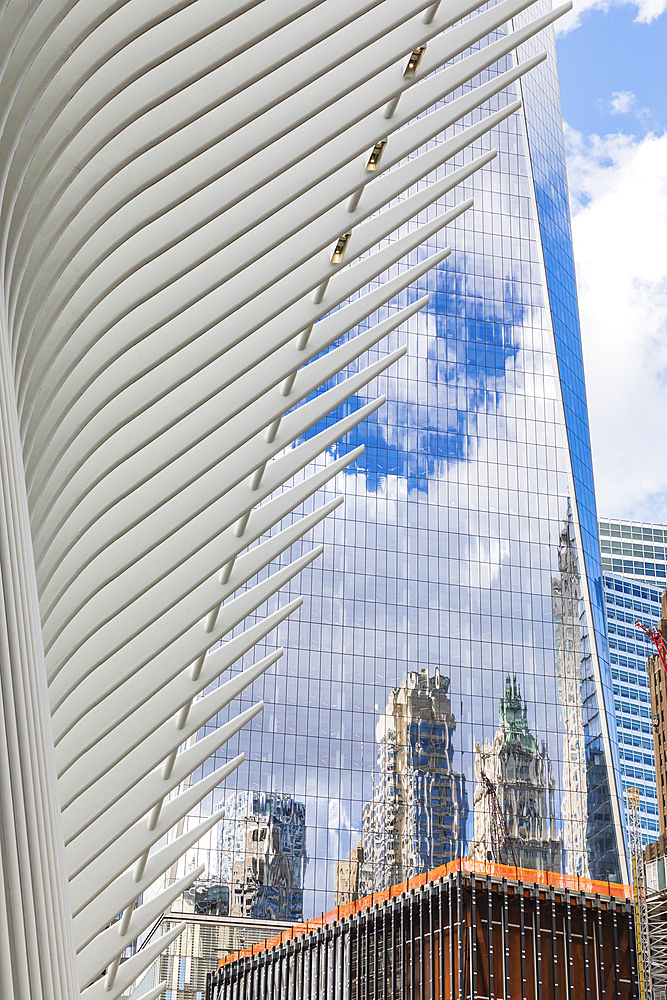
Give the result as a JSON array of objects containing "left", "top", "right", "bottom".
[
  {"left": 192, "top": 880, "right": 230, "bottom": 918},
  {"left": 218, "top": 792, "right": 307, "bottom": 922},
  {"left": 335, "top": 843, "right": 366, "bottom": 907},
  {"left": 470, "top": 675, "right": 562, "bottom": 872},
  {"left": 551, "top": 515, "right": 590, "bottom": 876},
  {"left": 354, "top": 668, "right": 467, "bottom": 894}
]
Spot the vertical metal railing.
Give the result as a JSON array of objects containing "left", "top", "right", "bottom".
[
  {"left": 628, "top": 905, "right": 639, "bottom": 1000},
  {"left": 581, "top": 891, "right": 591, "bottom": 1000},
  {"left": 373, "top": 906, "right": 378, "bottom": 1000},
  {"left": 565, "top": 890, "right": 574, "bottom": 1000},
  {"left": 418, "top": 889, "right": 423, "bottom": 998},
  {"left": 439, "top": 880, "right": 445, "bottom": 1000},
  {"left": 430, "top": 885, "right": 436, "bottom": 1000},
  {"left": 519, "top": 881, "right": 526, "bottom": 1000},
  {"left": 487, "top": 876, "right": 494, "bottom": 1000},
  {"left": 449, "top": 875, "right": 454, "bottom": 1000},
  {"left": 595, "top": 895, "right": 605, "bottom": 1000},
  {"left": 534, "top": 884, "right": 542, "bottom": 1000},
  {"left": 502, "top": 879, "right": 510, "bottom": 1000},
  {"left": 330, "top": 925, "right": 336, "bottom": 1000},
  {"left": 409, "top": 889, "right": 414, "bottom": 1000},
  {"left": 612, "top": 898, "right": 621, "bottom": 999},
  {"left": 456, "top": 872, "right": 463, "bottom": 1000},
  {"left": 550, "top": 887, "right": 559, "bottom": 1000},
  {"left": 344, "top": 918, "right": 352, "bottom": 1000},
  {"left": 391, "top": 902, "right": 397, "bottom": 1000},
  {"left": 470, "top": 876, "right": 477, "bottom": 1000},
  {"left": 401, "top": 891, "right": 406, "bottom": 1000}
]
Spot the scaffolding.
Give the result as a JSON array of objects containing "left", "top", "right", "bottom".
[
  {"left": 648, "top": 886, "right": 667, "bottom": 1000},
  {"left": 646, "top": 851, "right": 667, "bottom": 1000},
  {"left": 629, "top": 788, "right": 653, "bottom": 999}
]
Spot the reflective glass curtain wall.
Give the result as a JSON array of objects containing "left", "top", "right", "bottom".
[{"left": 176, "top": 1, "right": 627, "bottom": 928}]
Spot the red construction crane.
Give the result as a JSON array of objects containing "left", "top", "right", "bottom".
[{"left": 635, "top": 620, "right": 667, "bottom": 677}]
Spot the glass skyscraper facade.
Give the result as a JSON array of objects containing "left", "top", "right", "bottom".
[
  {"left": 599, "top": 517, "right": 667, "bottom": 846},
  {"left": 171, "top": 2, "right": 628, "bottom": 935},
  {"left": 599, "top": 518, "right": 667, "bottom": 588}
]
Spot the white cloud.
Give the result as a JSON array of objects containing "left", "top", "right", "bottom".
[
  {"left": 565, "top": 124, "right": 667, "bottom": 522},
  {"left": 610, "top": 91, "right": 636, "bottom": 114},
  {"left": 556, "top": 0, "right": 667, "bottom": 35}
]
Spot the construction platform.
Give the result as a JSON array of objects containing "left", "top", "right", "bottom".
[{"left": 206, "top": 859, "right": 635, "bottom": 999}]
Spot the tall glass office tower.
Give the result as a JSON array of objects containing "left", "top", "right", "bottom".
[
  {"left": 599, "top": 518, "right": 667, "bottom": 588},
  {"left": 599, "top": 517, "right": 667, "bottom": 845},
  {"left": 174, "top": 0, "right": 627, "bottom": 930}
]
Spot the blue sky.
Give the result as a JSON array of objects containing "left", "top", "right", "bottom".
[
  {"left": 553, "top": 1, "right": 667, "bottom": 525},
  {"left": 557, "top": 5, "right": 667, "bottom": 137}
]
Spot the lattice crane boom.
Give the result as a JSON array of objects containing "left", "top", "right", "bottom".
[{"left": 480, "top": 770, "right": 518, "bottom": 869}]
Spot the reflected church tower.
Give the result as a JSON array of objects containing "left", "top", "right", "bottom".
[
  {"left": 552, "top": 516, "right": 591, "bottom": 877},
  {"left": 471, "top": 676, "right": 563, "bottom": 872},
  {"left": 349, "top": 668, "right": 467, "bottom": 896}
]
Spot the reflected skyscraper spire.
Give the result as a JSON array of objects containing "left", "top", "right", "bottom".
[
  {"left": 552, "top": 513, "right": 591, "bottom": 877},
  {"left": 470, "top": 676, "right": 562, "bottom": 871}
]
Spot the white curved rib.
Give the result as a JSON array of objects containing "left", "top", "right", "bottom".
[
  {"left": 71, "top": 807, "right": 228, "bottom": 927},
  {"left": 79, "top": 922, "right": 186, "bottom": 1000},
  {"left": 60, "top": 657, "right": 277, "bottom": 813},
  {"left": 42, "top": 354, "right": 403, "bottom": 672},
  {"left": 0, "top": 0, "right": 570, "bottom": 994},
  {"left": 56, "top": 598, "right": 303, "bottom": 758},
  {"left": 66, "top": 754, "right": 245, "bottom": 881},
  {"left": 40, "top": 302, "right": 421, "bottom": 624},
  {"left": 77, "top": 866, "right": 205, "bottom": 987}
]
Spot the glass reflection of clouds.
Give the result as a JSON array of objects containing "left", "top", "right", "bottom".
[
  {"left": 179, "top": 7, "right": 626, "bottom": 926},
  {"left": 298, "top": 261, "right": 524, "bottom": 492}
]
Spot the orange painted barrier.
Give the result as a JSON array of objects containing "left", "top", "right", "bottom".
[{"left": 218, "top": 857, "right": 632, "bottom": 967}]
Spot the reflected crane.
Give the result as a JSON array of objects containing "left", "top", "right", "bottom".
[{"left": 479, "top": 770, "right": 518, "bottom": 868}]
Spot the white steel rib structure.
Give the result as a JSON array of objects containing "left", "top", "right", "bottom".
[{"left": 0, "top": 1, "right": 569, "bottom": 997}]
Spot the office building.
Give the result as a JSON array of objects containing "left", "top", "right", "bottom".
[
  {"left": 175, "top": 0, "right": 629, "bottom": 939},
  {"left": 599, "top": 519, "right": 667, "bottom": 587},
  {"left": 599, "top": 518, "right": 667, "bottom": 845},
  {"left": 647, "top": 590, "right": 667, "bottom": 835},
  {"left": 598, "top": 526, "right": 667, "bottom": 995}
]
